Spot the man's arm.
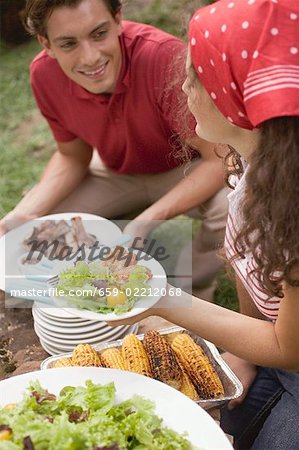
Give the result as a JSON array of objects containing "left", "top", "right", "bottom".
[
  {"left": 133, "top": 137, "right": 226, "bottom": 222},
  {"left": 0, "top": 138, "right": 93, "bottom": 235}
]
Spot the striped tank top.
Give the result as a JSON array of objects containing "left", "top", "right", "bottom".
[{"left": 225, "top": 168, "right": 280, "bottom": 320}]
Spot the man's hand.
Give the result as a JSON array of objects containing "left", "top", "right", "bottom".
[
  {"left": 0, "top": 211, "right": 35, "bottom": 238},
  {"left": 0, "top": 221, "right": 8, "bottom": 238},
  {"left": 221, "top": 352, "right": 258, "bottom": 410},
  {"left": 123, "top": 219, "right": 157, "bottom": 248}
]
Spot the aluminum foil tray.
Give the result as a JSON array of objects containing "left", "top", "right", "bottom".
[{"left": 41, "top": 326, "right": 243, "bottom": 410}]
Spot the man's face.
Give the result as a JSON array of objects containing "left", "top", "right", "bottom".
[{"left": 39, "top": 0, "right": 122, "bottom": 94}]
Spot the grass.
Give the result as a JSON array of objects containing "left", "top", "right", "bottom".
[
  {"left": 214, "top": 270, "right": 238, "bottom": 311},
  {"left": 0, "top": 0, "right": 237, "bottom": 309},
  {"left": 124, "top": 0, "right": 195, "bottom": 37},
  {"left": 0, "top": 40, "right": 53, "bottom": 215},
  {"left": 124, "top": 0, "right": 217, "bottom": 36}
]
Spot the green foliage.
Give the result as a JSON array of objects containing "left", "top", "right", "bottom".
[{"left": 214, "top": 270, "right": 238, "bottom": 311}]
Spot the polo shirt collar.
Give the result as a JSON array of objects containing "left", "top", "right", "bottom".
[{"left": 69, "top": 33, "right": 130, "bottom": 102}]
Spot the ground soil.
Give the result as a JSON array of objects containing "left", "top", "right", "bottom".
[
  {"left": 0, "top": 292, "right": 48, "bottom": 378},
  {"left": 0, "top": 291, "right": 172, "bottom": 379}
]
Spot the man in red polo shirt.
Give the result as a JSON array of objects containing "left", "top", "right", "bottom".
[{"left": 0, "top": 0, "right": 228, "bottom": 299}]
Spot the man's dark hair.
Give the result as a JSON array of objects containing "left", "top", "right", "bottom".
[{"left": 22, "top": 0, "right": 122, "bottom": 37}]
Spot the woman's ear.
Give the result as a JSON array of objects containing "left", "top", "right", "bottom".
[{"left": 37, "top": 35, "right": 56, "bottom": 58}]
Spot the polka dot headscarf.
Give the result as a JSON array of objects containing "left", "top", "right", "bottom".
[{"left": 189, "top": 0, "right": 299, "bottom": 129}]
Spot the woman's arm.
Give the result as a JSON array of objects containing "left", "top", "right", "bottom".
[
  {"left": 152, "top": 282, "right": 299, "bottom": 371},
  {"left": 221, "top": 276, "right": 259, "bottom": 408}
]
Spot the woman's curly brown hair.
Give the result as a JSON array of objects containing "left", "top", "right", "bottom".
[{"left": 226, "top": 116, "right": 299, "bottom": 298}]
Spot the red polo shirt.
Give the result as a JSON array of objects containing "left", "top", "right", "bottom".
[{"left": 31, "top": 21, "right": 193, "bottom": 174}]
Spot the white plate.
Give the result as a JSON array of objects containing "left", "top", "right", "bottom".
[
  {"left": 34, "top": 323, "right": 132, "bottom": 351},
  {"left": 40, "top": 323, "right": 140, "bottom": 361},
  {"left": 33, "top": 320, "right": 118, "bottom": 341},
  {"left": 33, "top": 309, "right": 94, "bottom": 326},
  {"left": 32, "top": 309, "right": 107, "bottom": 333},
  {"left": 33, "top": 320, "right": 121, "bottom": 340},
  {"left": 38, "top": 338, "right": 69, "bottom": 355},
  {"left": 0, "top": 367, "right": 232, "bottom": 449},
  {"left": 33, "top": 302, "right": 89, "bottom": 320},
  {"left": 34, "top": 321, "right": 129, "bottom": 344},
  {"left": 33, "top": 307, "right": 91, "bottom": 323},
  {"left": 1, "top": 212, "right": 121, "bottom": 290},
  {"left": 32, "top": 309, "right": 96, "bottom": 329},
  {"left": 39, "top": 323, "right": 140, "bottom": 356},
  {"left": 32, "top": 311, "right": 96, "bottom": 328},
  {"left": 32, "top": 315, "right": 108, "bottom": 335},
  {"left": 50, "top": 249, "right": 167, "bottom": 322},
  {"left": 37, "top": 325, "right": 138, "bottom": 355}
]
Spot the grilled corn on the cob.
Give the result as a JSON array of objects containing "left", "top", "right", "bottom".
[
  {"left": 52, "top": 357, "right": 73, "bottom": 368},
  {"left": 143, "top": 330, "right": 182, "bottom": 389},
  {"left": 176, "top": 359, "right": 199, "bottom": 401},
  {"left": 122, "top": 334, "right": 152, "bottom": 377},
  {"left": 171, "top": 333, "right": 224, "bottom": 399},
  {"left": 72, "top": 344, "right": 102, "bottom": 367},
  {"left": 100, "top": 348, "right": 126, "bottom": 370}
]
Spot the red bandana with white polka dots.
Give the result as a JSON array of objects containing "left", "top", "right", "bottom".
[{"left": 189, "top": 0, "right": 299, "bottom": 129}]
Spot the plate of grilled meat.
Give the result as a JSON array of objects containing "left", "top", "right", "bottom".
[{"left": 1, "top": 213, "right": 121, "bottom": 290}]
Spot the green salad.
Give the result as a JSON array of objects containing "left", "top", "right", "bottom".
[
  {"left": 55, "top": 259, "right": 152, "bottom": 315},
  {"left": 0, "top": 380, "right": 193, "bottom": 450}
]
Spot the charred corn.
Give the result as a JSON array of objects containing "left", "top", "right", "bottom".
[
  {"left": 177, "top": 360, "right": 199, "bottom": 401},
  {"left": 52, "top": 357, "right": 73, "bottom": 368},
  {"left": 122, "top": 334, "right": 152, "bottom": 377},
  {"left": 72, "top": 344, "right": 102, "bottom": 367},
  {"left": 180, "top": 371, "right": 200, "bottom": 401},
  {"left": 143, "top": 330, "right": 182, "bottom": 389},
  {"left": 100, "top": 348, "right": 126, "bottom": 370},
  {"left": 171, "top": 333, "right": 224, "bottom": 399}
]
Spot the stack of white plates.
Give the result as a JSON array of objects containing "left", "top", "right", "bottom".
[{"left": 32, "top": 302, "right": 138, "bottom": 355}]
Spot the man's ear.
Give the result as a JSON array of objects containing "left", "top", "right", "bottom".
[
  {"left": 114, "top": 10, "right": 123, "bottom": 36},
  {"left": 37, "top": 34, "right": 56, "bottom": 58}
]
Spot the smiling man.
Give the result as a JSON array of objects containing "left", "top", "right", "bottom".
[
  {"left": 40, "top": 0, "right": 122, "bottom": 94},
  {"left": 1, "top": 0, "right": 229, "bottom": 299}
]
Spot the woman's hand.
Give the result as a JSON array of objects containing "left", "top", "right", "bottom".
[
  {"left": 222, "top": 352, "right": 258, "bottom": 410},
  {"left": 106, "top": 307, "right": 157, "bottom": 327},
  {"left": 106, "top": 285, "right": 174, "bottom": 327}
]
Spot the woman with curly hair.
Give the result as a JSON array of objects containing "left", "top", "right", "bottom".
[{"left": 112, "top": 1, "right": 299, "bottom": 448}]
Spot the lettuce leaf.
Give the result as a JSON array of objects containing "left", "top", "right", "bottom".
[
  {"left": 0, "top": 381, "right": 193, "bottom": 450},
  {"left": 55, "top": 261, "right": 152, "bottom": 315}
]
